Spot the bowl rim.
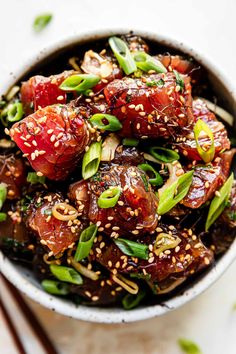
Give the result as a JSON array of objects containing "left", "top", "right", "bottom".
[{"left": 1, "top": 28, "right": 236, "bottom": 324}]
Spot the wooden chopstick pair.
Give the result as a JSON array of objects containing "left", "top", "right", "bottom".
[{"left": 1, "top": 275, "right": 59, "bottom": 354}]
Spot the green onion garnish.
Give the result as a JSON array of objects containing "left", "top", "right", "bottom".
[
  {"left": 194, "top": 119, "right": 215, "bottom": 163},
  {"left": 205, "top": 173, "right": 234, "bottom": 231},
  {"left": 89, "top": 114, "right": 122, "bottom": 132},
  {"left": 233, "top": 303, "right": 236, "bottom": 310},
  {"left": 108, "top": 37, "right": 137, "bottom": 75},
  {"left": 82, "top": 142, "right": 102, "bottom": 180},
  {"left": 122, "top": 138, "right": 139, "bottom": 147},
  {"left": 158, "top": 170, "right": 194, "bottom": 215},
  {"left": 33, "top": 13, "right": 53, "bottom": 32},
  {"left": 178, "top": 338, "right": 202, "bottom": 354},
  {"left": 138, "top": 163, "right": 163, "bottom": 186},
  {"left": 59, "top": 74, "right": 100, "bottom": 94},
  {"left": 173, "top": 70, "right": 184, "bottom": 91},
  {"left": 0, "top": 212, "right": 7, "bottom": 222},
  {"left": 154, "top": 233, "right": 181, "bottom": 256},
  {"left": 132, "top": 52, "right": 167, "bottom": 73},
  {"left": 0, "top": 183, "right": 7, "bottom": 210},
  {"left": 114, "top": 238, "right": 149, "bottom": 260},
  {"left": 97, "top": 186, "right": 121, "bottom": 208},
  {"left": 7, "top": 102, "right": 24, "bottom": 122},
  {"left": 146, "top": 79, "right": 164, "bottom": 87},
  {"left": 149, "top": 146, "right": 180, "bottom": 163},
  {"left": 74, "top": 224, "right": 98, "bottom": 262},
  {"left": 122, "top": 289, "right": 146, "bottom": 310},
  {"left": 27, "top": 172, "right": 45, "bottom": 185},
  {"left": 41, "top": 279, "right": 70, "bottom": 295},
  {"left": 50, "top": 264, "right": 83, "bottom": 285}
]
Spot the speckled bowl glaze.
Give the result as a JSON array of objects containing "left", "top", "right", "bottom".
[{"left": 1, "top": 29, "right": 236, "bottom": 323}]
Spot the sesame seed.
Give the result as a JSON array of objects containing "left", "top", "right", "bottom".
[
  {"left": 54, "top": 141, "right": 60, "bottom": 147},
  {"left": 194, "top": 243, "right": 202, "bottom": 249},
  {"left": 24, "top": 142, "right": 31, "bottom": 147},
  {"left": 132, "top": 230, "right": 139, "bottom": 235},
  {"left": 118, "top": 201, "right": 124, "bottom": 206},
  {"left": 185, "top": 244, "right": 191, "bottom": 250},
  {"left": 47, "top": 129, "right": 53, "bottom": 135},
  {"left": 98, "top": 227, "right": 104, "bottom": 232},
  {"left": 40, "top": 240, "right": 47, "bottom": 245},
  {"left": 50, "top": 135, "right": 56, "bottom": 142},
  {"left": 85, "top": 291, "right": 91, "bottom": 298},
  {"left": 92, "top": 296, "right": 99, "bottom": 301},
  {"left": 96, "top": 247, "right": 102, "bottom": 254},
  {"left": 105, "top": 223, "right": 111, "bottom": 228},
  {"left": 31, "top": 153, "right": 36, "bottom": 160},
  {"left": 215, "top": 191, "right": 221, "bottom": 197},
  {"left": 148, "top": 257, "right": 154, "bottom": 263},
  {"left": 205, "top": 182, "right": 210, "bottom": 188},
  {"left": 57, "top": 95, "right": 64, "bottom": 101},
  {"left": 108, "top": 261, "right": 112, "bottom": 267},
  {"left": 107, "top": 216, "right": 114, "bottom": 221},
  {"left": 115, "top": 261, "right": 120, "bottom": 268},
  {"left": 175, "top": 246, "right": 180, "bottom": 253},
  {"left": 136, "top": 123, "right": 141, "bottom": 129},
  {"left": 139, "top": 112, "right": 145, "bottom": 116},
  {"left": 204, "top": 257, "right": 210, "bottom": 265}
]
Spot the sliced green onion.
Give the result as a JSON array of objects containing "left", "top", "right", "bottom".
[
  {"left": 33, "top": 13, "right": 53, "bottom": 32},
  {"left": 233, "top": 302, "right": 236, "bottom": 310},
  {"left": 41, "top": 279, "right": 70, "bottom": 295},
  {"left": 0, "top": 212, "right": 7, "bottom": 222},
  {"left": 0, "top": 183, "right": 7, "bottom": 210},
  {"left": 122, "top": 289, "right": 146, "bottom": 310},
  {"left": 7, "top": 102, "right": 24, "bottom": 122},
  {"left": 146, "top": 79, "right": 164, "bottom": 87},
  {"left": 114, "top": 238, "right": 148, "bottom": 260},
  {"left": 173, "top": 70, "right": 185, "bottom": 91},
  {"left": 59, "top": 74, "right": 100, "bottom": 93},
  {"left": 154, "top": 233, "right": 181, "bottom": 256},
  {"left": 205, "top": 173, "right": 234, "bottom": 231},
  {"left": 109, "top": 37, "right": 137, "bottom": 75},
  {"left": 50, "top": 264, "right": 83, "bottom": 285},
  {"left": 149, "top": 146, "right": 180, "bottom": 163},
  {"left": 141, "top": 174, "right": 149, "bottom": 192},
  {"left": 138, "top": 163, "right": 163, "bottom": 186},
  {"left": 122, "top": 138, "right": 139, "bottom": 147},
  {"left": 132, "top": 52, "right": 167, "bottom": 73},
  {"left": 194, "top": 119, "right": 215, "bottom": 163},
  {"left": 74, "top": 224, "right": 98, "bottom": 262},
  {"left": 178, "top": 338, "right": 202, "bottom": 354},
  {"left": 89, "top": 114, "right": 122, "bottom": 132},
  {"left": 158, "top": 170, "right": 194, "bottom": 215},
  {"left": 82, "top": 141, "right": 102, "bottom": 180},
  {"left": 27, "top": 172, "right": 45, "bottom": 185},
  {"left": 97, "top": 186, "right": 121, "bottom": 208}
]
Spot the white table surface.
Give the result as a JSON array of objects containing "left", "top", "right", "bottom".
[{"left": 0, "top": 0, "right": 236, "bottom": 353}]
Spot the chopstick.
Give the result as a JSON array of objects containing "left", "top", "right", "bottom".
[
  {"left": 1, "top": 275, "right": 59, "bottom": 354},
  {"left": 0, "top": 298, "right": 27, "bottom": 354}
]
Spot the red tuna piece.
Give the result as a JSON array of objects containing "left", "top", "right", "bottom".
[{"left": 9, "top": 104, "right": 94, "bottom": 180}]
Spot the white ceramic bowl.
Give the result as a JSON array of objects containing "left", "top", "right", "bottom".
[{"left": 1, "top": 30, "right": 236, "bottom": 323}]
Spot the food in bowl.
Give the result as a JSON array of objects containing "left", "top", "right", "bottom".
[{"left": 0, "top": 34, "right": 235, "bottom": 310}]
